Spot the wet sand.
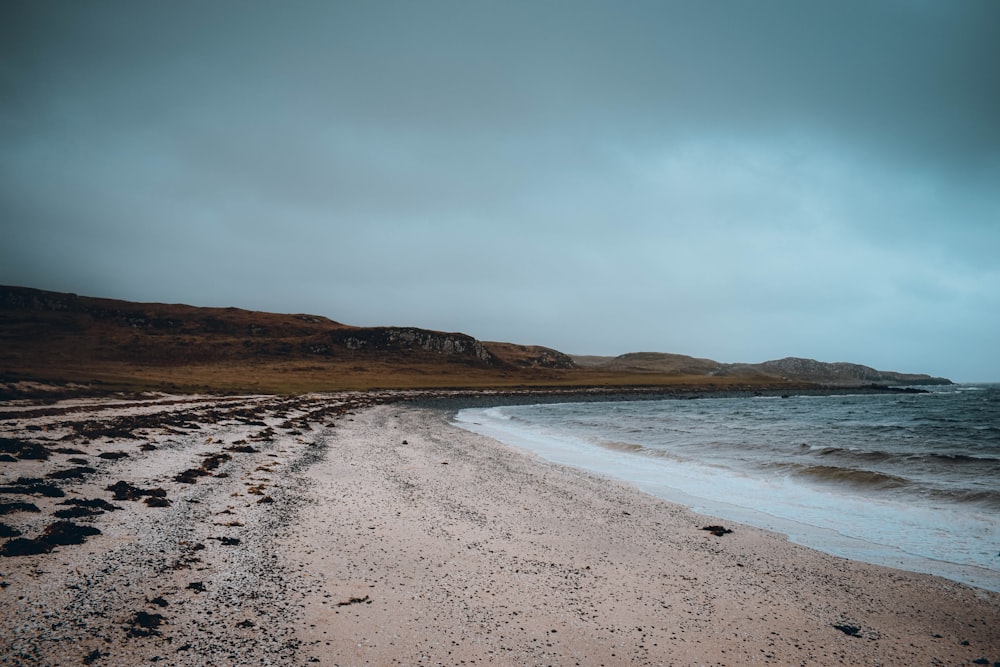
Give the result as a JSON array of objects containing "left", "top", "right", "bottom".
[{"left": 1, "top": 393, "right": 998, "bottom": 666}]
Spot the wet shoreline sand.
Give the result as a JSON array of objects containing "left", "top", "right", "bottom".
[{"left": 2, "top": 393, "right": 998, "bottom": 665}]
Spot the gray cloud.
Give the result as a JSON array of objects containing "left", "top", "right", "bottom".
[{"left": 2, "top": 0, "right": 998, "bottom": 380}]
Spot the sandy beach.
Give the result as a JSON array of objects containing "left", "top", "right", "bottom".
[{"left": 2, "top": 393, "right": 998, "bottom": 666}]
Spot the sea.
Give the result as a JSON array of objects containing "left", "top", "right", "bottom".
[{"left": 453, "top": 384, "right": 1000, "bottom": 592}]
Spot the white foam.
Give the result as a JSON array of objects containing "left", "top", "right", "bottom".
[{"left": 455, "top": 406, "right": 1000, "bottom": 592}]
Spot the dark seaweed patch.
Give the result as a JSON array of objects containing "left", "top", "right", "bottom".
[
  {"left": 0, "top": 438, "right": 49, "bottom": 461},
  {"left": 0, "top": 537, "right": 51, "bottom": 557},
  {"left": 336, "top": 595, "right": 371, "bottom": 606},
  {"left": 0, "top": 501, "right": 40, "bottom": 515},
  {"left": 60, "top": 498, "right": 122, "bottom": 511},
  {"left": 126, "top": 611, "right": 165, "bottom": 638},
  {"left": 174, "top": 451, "right": 233, "bottom": 483},
  {"left": 40, "top": 521, "right": 101, "bottom": 545},
  {"left": 106, "top": 480, "right": 167, "bottom": 501},
  {"left": 0, "top": 522, "right": 22, "bottom": 538},
  {"left": 200, "top": 452, "right": 231, "bottom": 470},
  {"left": 82, "top": 649, "right": 103, "bottom": 665},
  {"left": 53, "top": 506, "right": 103, "bottom": 519},
  {"left": 46, "top": 466, "right": 96, "bottom": 479},
  {"left": 0, "top": 478, "right": 65, "bottom": 498},
  {"left": 174, "top": 468, "right": 210, "bottom": 484}
]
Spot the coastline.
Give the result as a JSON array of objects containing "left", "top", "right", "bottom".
[
  {"left": 2, "top": 393, "right": 998, "bottom": 665},
  {"left": 453, "top": 395, "right": 1000, "bottom": 593}
]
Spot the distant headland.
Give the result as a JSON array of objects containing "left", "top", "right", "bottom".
[{"left": 0, "top": 285, "right": 951, "bottom": 396}]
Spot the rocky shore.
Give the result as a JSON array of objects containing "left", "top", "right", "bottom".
[{"left": 2, "top": 392, "right": 998, "bottom": 665}]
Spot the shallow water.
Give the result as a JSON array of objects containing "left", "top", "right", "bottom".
[{"left": 454, "top": 385, "right": 1000, "bottom": 591}]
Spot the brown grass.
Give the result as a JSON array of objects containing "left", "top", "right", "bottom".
[
  {"left": 1, "top": 285, "right": 809, "bottom": 395},
  {"left": 2, "top": 359, "right": 803, "bottom": 395}
]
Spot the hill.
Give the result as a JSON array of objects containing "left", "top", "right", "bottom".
[
  {"left": 0, "top": 285, "right": 949, "bottom": 394},
  {"left": 574, "top": 352, "right": 951, "bottom": 387},
  {"left": 715, "top": 357, "right": 951, "bottom": 386}
]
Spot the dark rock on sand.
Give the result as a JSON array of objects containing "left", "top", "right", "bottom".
[
  {"left": 833, "top": 623, "right": 862, "bottom": 637},
  {"left": 702, "top": 525, "right": 733, "bottom": 536}
]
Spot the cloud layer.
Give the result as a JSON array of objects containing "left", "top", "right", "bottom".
[{"left": 3, "top": 1, "right": 998, "bottom": 380}]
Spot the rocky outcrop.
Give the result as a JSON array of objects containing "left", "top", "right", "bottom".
[
  {"left": 328, "top": 328, "right": 496, "bottom": 364},
  {"left": 0, "top": 285, "right": 499, "bottom": 369},
  {"left": 483, "top": 342, "right": 576, "bottom": 369},
  {"left": 1, "top": 286, "right": 81, "bottom": 312}
]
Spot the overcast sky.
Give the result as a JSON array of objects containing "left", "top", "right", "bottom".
[{"left": 2, "top": 1, "right": 998, "bottom": 381}]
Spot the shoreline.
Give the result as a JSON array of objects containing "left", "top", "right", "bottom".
[
  {"left": 2, "top": 393, "right": 998, "bottom": 665},
  {"left": 452, "top": 397, "right": 1000, "bottom": 593}
]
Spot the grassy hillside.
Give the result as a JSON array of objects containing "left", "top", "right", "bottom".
[{"left": 0, "top": 285, "right": 834, "bottom": 395}]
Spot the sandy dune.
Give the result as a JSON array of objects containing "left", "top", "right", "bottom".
[{"left": 2, "top": 394, "right": 997, "bottom": 666}]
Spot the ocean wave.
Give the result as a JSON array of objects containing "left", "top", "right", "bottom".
[
  {"left": 934, "top": 488, "right": 1000, "bottom": 511},
  {"left": 594, "top": 439, "right": 699, "bottom": 465},
  {"left": 922, "top": 452, "right": 1000, "bottom": 465},
  {"left": 796, "top": 443, "right": 1000, "bottom": 467},
  {"left": 599, "top": 440, "right": 647, "bottom": 455},
  {"left": 798, "top": 444, "right": 897, "bottom": 462},
  {"left": 789, "top": 465, "right": 910, "bottom": 489}
]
